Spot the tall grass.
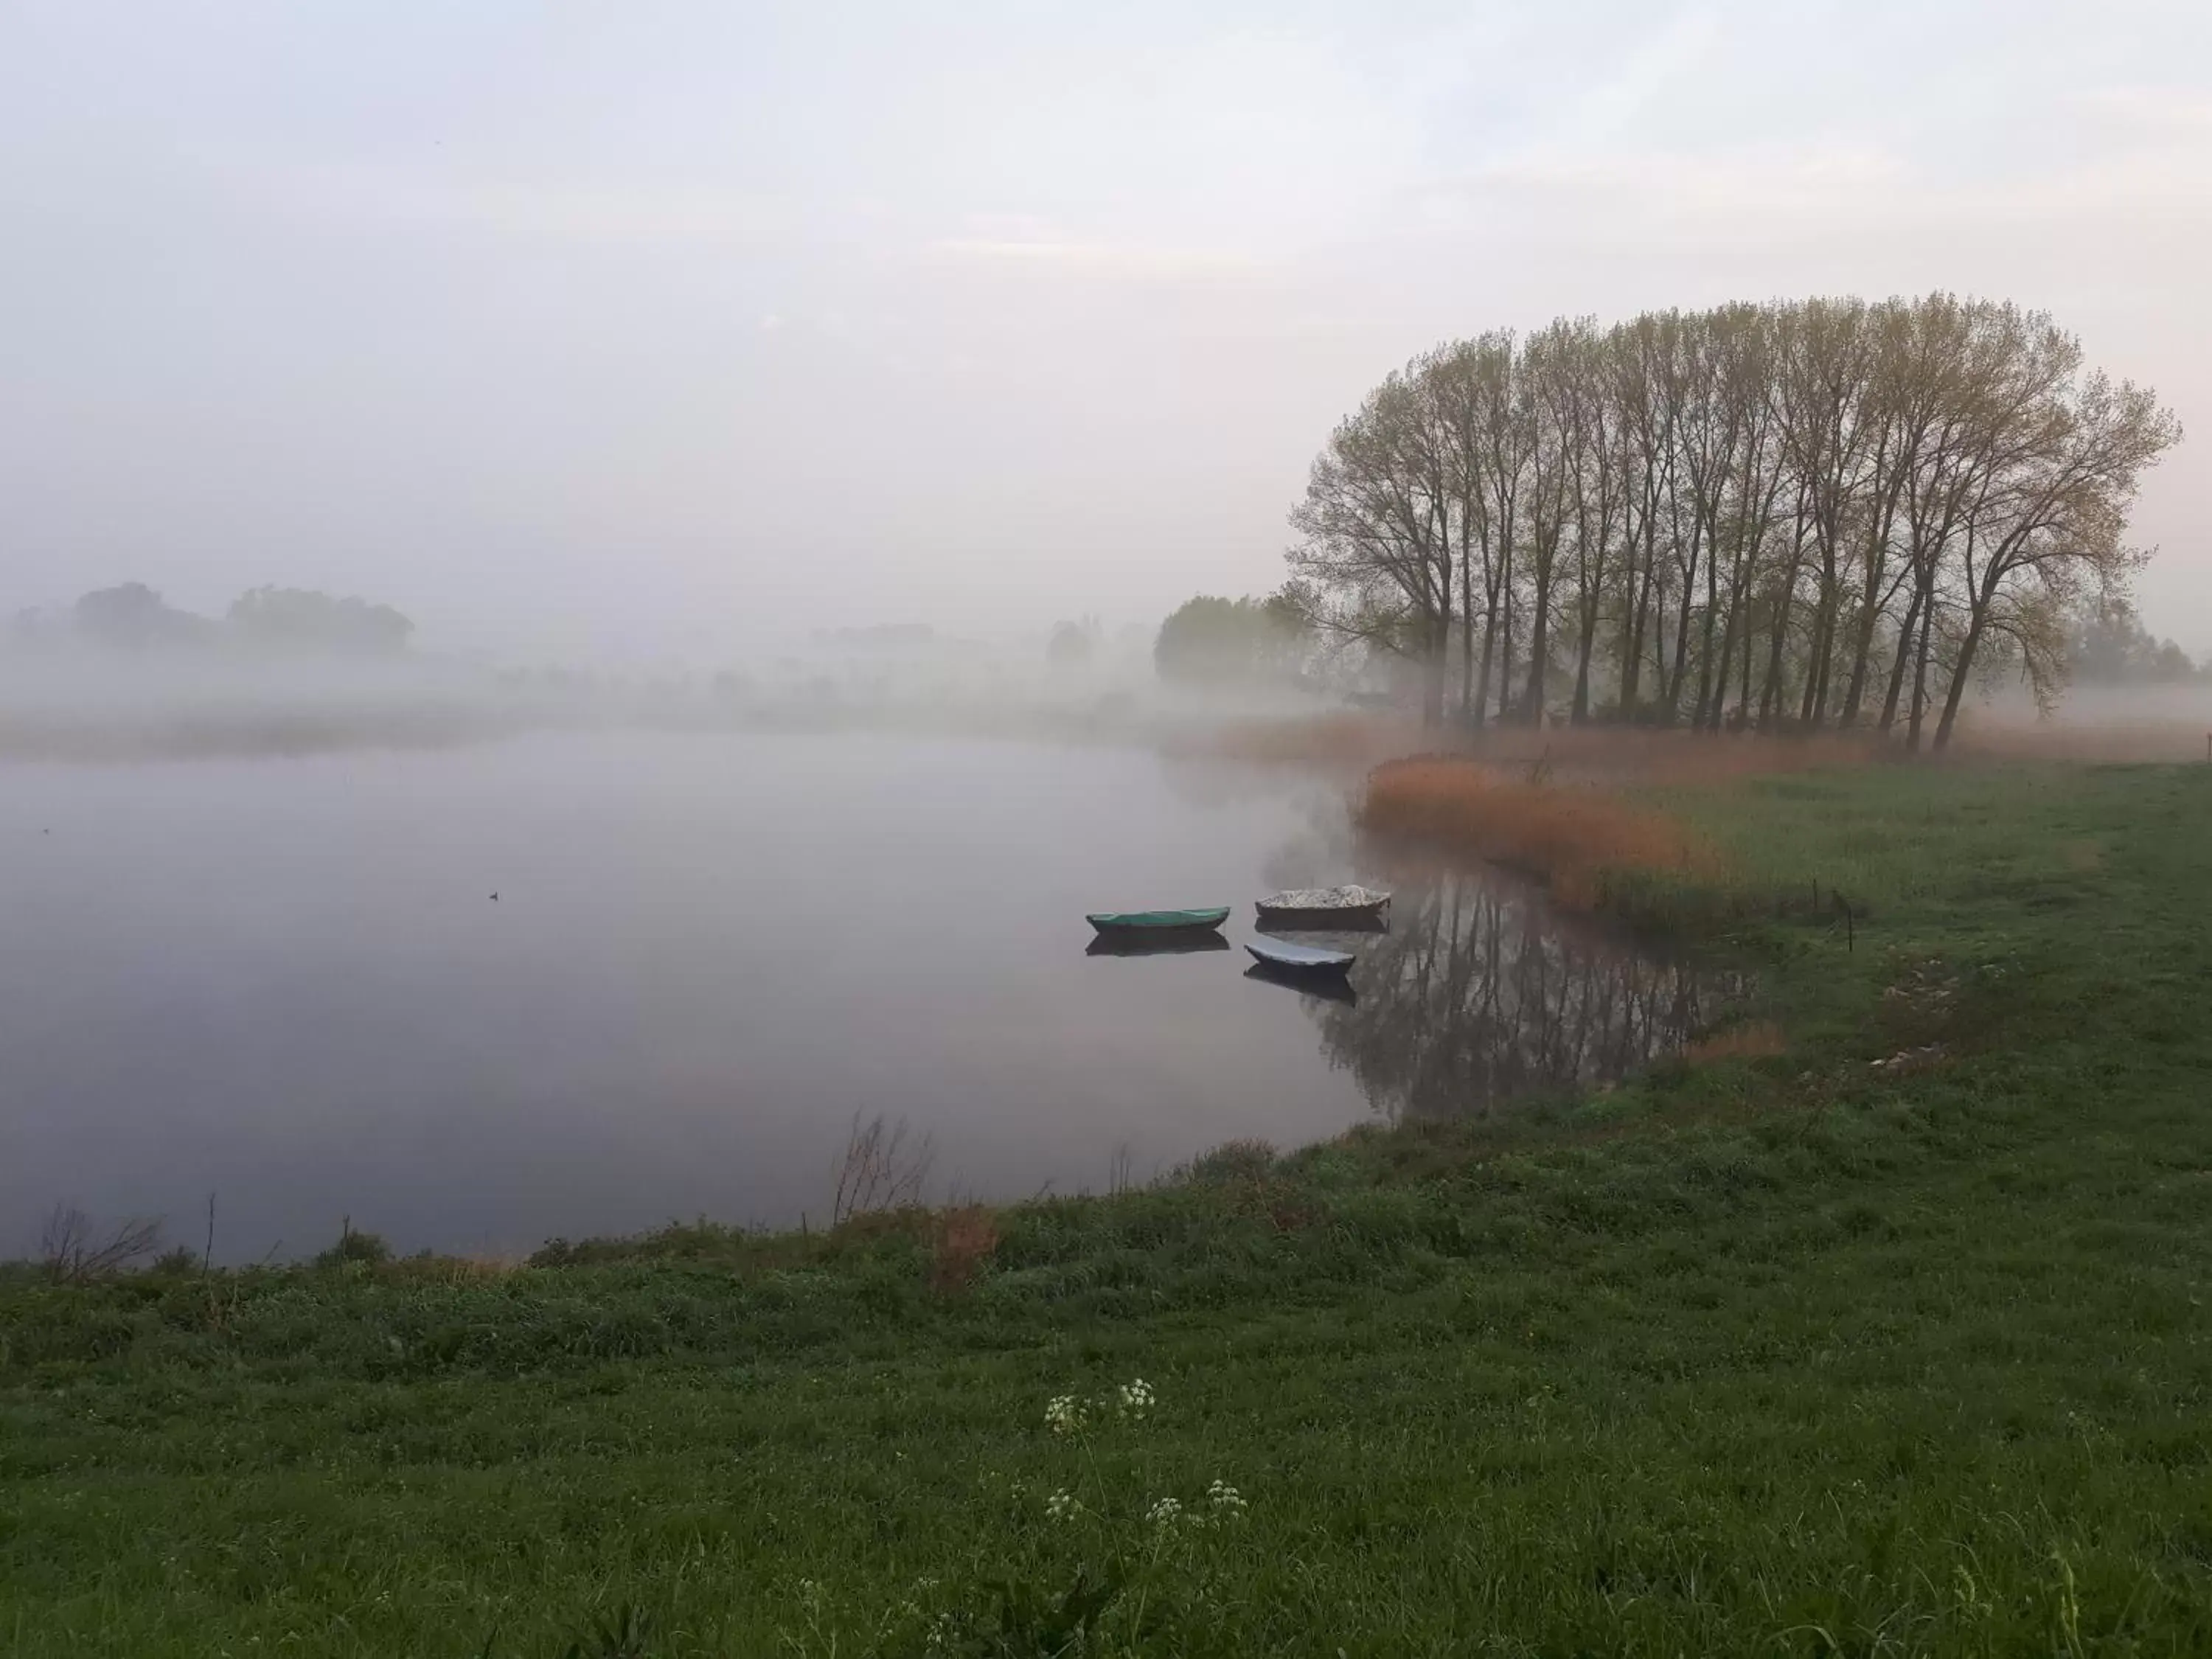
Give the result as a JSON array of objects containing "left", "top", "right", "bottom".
[
  {"left": 1358, "top": 758, "right": 1714, "bottom": 908},
  {"left": 1450, "top": 725, "right": 1877, "bottom": 785}
]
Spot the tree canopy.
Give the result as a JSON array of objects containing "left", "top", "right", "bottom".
[
  {"left": 227, "top": 587, "right": 413, "bottom": 655},
  {"left": 1284, "top": 295, "right": 2182, "bottom": 747},
  {"left": 1046, "top": 618, "right": 1102, "bottom": 667},
  {"left": 1152, "top": 593, "right": 1307, "bottom": 686},
  {"left": 72, "top": 582, "right": 218, "bottom": 650}
]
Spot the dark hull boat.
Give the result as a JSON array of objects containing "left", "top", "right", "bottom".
[
  {"left": 1085, "top": 907, "right": 1231, "bottom": 938},
  {"left": 1245, "top": 938, "right": 1356, "bottom": 975}
]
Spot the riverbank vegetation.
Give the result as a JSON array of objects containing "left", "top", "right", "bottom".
[
  {"left": 1359, "top": 757, "right": 1714, "bottom": 907},
  {"left": 4, "top": 759, "right": 2211, "bottom": 1654}
]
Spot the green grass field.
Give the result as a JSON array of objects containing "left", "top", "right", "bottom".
[{"left": 4, "top": 762, "right": 2210, "bottom": 1657}]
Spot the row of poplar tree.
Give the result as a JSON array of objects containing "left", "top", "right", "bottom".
[{"left": 1282, "top": 293, "right": 2182, "bottom": 748}]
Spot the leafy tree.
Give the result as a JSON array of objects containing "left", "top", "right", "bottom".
[
  {"left": 72, "top": 582, "right": 217, "bottom": 648},
  {"left": 2069, "top": 598, "right": 2202, "bottom": 685},
  {"left": 1286, "top": 295, "right": 2183, "bottom": 745},
  {"left": 1152, "top": 593, "right": 1308, "bottom": 686},
  {"left": 227, "top": 586, "right": 413, "bottom": 655},
  {"left": 1046, "top": 618, "right": 1102, "bottom": 668}
]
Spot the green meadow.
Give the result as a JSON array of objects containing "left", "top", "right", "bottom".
[{"left": 5, "top": 762, "right": 2209, "bottom": 1657}]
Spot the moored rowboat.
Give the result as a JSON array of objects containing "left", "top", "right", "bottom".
[
  {"left": 1254, "top": 885, "right": 1391, "bottom": 930},
  {"left": 1086, "top": 906, "right": 1231, "bottom": 936},
  {"left": 1245, "top": 938, "right": 1356, "bottom": 974}
]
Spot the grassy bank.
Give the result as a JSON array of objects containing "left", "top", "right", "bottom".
[{"left": 5, "top": 762, "right": 2211, "bottom": 1655}]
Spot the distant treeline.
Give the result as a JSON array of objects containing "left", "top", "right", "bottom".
[
  {"left": 11, "top": 582, "right": 414, "bottom": 657},
  {"left": 2068, "top": 599, "right": 2208, "bottom": 688},
  {"left": 1280, "top": 294, "right": 2184, "bottom": 747}
]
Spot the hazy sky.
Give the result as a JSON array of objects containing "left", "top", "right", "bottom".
[{"left": 4, "top": 1, "right": 2207, "bottom": 659}]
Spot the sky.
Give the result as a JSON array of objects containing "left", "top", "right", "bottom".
[{"left": 3, "top": 0, "right": 2208, "bottom": 661}]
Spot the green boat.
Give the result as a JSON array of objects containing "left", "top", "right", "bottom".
[{"left": 1085, "top": 906, "right": 1231, "bottom": 937}]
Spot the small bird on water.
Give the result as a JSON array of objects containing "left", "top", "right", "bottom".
[{"left": 490, "top": 892, "right": 499, "bottom": 902}]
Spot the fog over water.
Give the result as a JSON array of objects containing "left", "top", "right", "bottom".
[
  {"left": 0, "top": 729, "right": 1722, "bottom": 1262},
  {"left": 4, "top": 3, "right": 2205, "bottom": 1264}
]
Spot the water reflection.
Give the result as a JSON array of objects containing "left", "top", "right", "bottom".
[
  {"left": 1256, "top": 911, "right": 1387, "bottom": 936},
  {"left": 1245, "top": 961, "right": 1358, "bottom": 1006},
  {"left": 1085, "top": 932, "right": 1233, "bottom": 958},
  {"left": 1288, "top": 869, "right": 1734, "bottom": 1123}
]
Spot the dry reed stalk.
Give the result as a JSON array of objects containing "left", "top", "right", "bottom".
[
  {"left": 1358, "top": 759, "right": 1715, "bottom": 905},
  {"left": 1451, "top": 726, "right": 1877, "bottom": 786},
  {"left": 1682, "top": 1021, "right": 1787, "bottom": 1065},
  {"left": 40, "top": 1204, "right": 164, "bottom": 1284},
  {"left": 830, "top": 1113, "right": 936, "bottom": 1226},
  {"left": 928, "top": 1204, "right": 1000, "bottom": 1293}
]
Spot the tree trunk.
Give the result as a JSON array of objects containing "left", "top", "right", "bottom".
[
  {"left": 1840, "top": 533, "right": 1895, "bottom": 728},
  {"left": 1474, "top": 593, "right": 1498, "bottom": 730},
  {"left": 1759, "top": 582, "right": 1795, "bottom": 731},
  {"left": 1459, "top": 546, "right": 1475, "bottom": 723},
  {"left": 1571, "top": 591, "right": 1598, "bottom": 725},
  {"left": 1422, "top": 611, "right": 1446, "bottom": 726},
  {"left": 1523, "top": 587, "right": 1551, "bottom": 724},
  {"left": 1693, "top": 524, "right": 1724, "bottom": 728},
  {"left": 1735, "top": 588, "right": 1756, "bottom": 730},
  {"left": 1877, "top": 578, "right": 1924, "bottom": 733},
  {"left": 1620, "top": 521, "right": 1655, "bottom": 717},
  {"left": 1662, "top": 549, "right": 1699, "bottom": 722},
  {"left": 1933, "top": 611, "right": 1989, "bottom": 751},
  {"left": 1498, "top": 566, "right": 1516, "bottom": 724},
  {"left": 1798, "top": 580, "right": 1830, "bottom": 726},
  {"left": 1906, "top": 588, "right": 1937, "bottom": 751}
]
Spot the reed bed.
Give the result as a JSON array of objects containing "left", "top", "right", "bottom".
[
  {"left": 1357, "top": 758, "right": 1716, "bottom": 908},
  {"left": 1680, "top": 1020, "right": 1788, "bottom": 1065}
]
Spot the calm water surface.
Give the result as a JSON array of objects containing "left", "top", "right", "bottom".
[{"left": 0, "top": 732, "right": 1726, "bottom": 1259}]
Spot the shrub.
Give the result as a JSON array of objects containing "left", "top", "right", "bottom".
[
  {"left": 315, "top": 1221, "right": 392, "bottom": 1269},
  {"left": 1183, "top": 1140, "right": 1277, "bottom": 1186}
]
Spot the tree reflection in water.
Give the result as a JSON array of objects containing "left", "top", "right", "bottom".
[{"left": 1289, "top": 869, "right": 1738, "bottom": 1123}]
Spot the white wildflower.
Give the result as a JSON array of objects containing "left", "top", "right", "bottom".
[
  {"left": 1046, "top": 1488, "right": 1080, "bottom": 1522},
  {"left": 1206, "top": 1478, "right": 1248, "bottom": 1519},
  {"left": 1144, "top": 1496, "right": 1183, "bottom": 1527},
  {"left": 1045, "top": 1394, "right": 1088, "bottom": 1436},
  {"left": 1118, "top": 1378, "right": 1156, "bottom": 1419}
]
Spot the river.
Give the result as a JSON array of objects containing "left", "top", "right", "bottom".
[{"left": 0, "top": 731, "right": 1728, "bottom": 1259}]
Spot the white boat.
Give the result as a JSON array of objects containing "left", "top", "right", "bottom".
[
  {"left": 1245, "top": 939, "right": 1356, "bottom": 974},
  {"left": 1254, "top": 885, "right": 1391, "bottom": 929}
]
